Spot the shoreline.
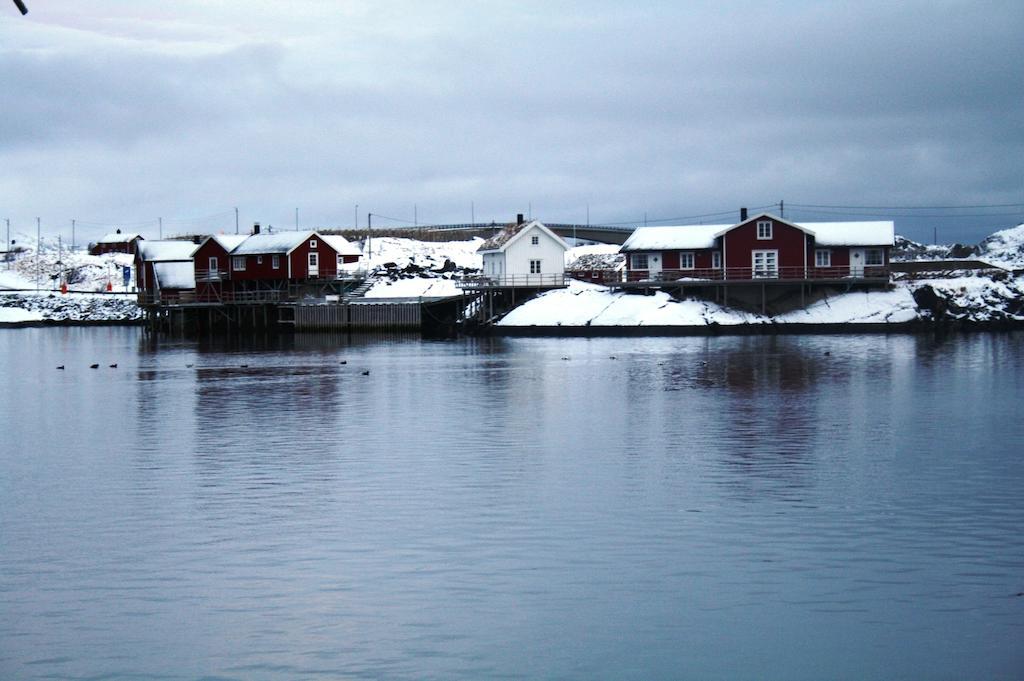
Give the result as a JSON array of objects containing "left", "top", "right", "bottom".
[{"left": 486, "top": 319, "right": 1024, "bottom": 337}]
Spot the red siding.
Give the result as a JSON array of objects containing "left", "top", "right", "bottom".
[{"left": 724, "top": 217, "right": 806, "bottom": 271}]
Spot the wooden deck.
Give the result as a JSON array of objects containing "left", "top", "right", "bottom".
[{"left": 612, "top": 265, "right": 891, "bottom": 288}]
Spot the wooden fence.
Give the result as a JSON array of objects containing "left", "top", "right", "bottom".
[{"left": 290, "top": 302, "right": 422, "bottom": 330}]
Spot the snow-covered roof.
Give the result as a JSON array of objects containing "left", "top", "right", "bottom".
[
  {"left": 620, "top": 217, "right": 894, "bottom": 251},
  {"left": 802, "top": 221, "right": 895, "bottom": 247},
  {"left": 478, "top": 220, "right": 568, "bottom": 253},
  {"left": 233, "top": 231, "right": 315, "bottom": 255},
  {"left": 153, "top": 261, "right": 195, "bottom": 289},
  {"left": 322, "top": 234, "right": 362, "bottom": 257},
  {"left": 137, "top": 240, "right": 197, "bottom": 262},
  {"left": 97, "top": 231, "right": 141, "bottom": 244},
  {"left": 212, "top": 234, "right": 249, "bottom": 251},
  {"left": 620, "top": 224, "right": 727, "bottom": 252}
]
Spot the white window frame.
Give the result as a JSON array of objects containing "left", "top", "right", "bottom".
[
  {"left": 257, "top": 255, "right": 263, "bottom": 265},
  {"left": 208, "top": 256, "right": 218, "bottom": 272},
  {"left": 529, "top": 259, "right": 542, "bottom": 274},
  {"left": 815, "top": 249, "right": 831, "bottom": 267},
  {"left": 233, "top": 256, "right": 246, "bottom": 271},
  {"left": 272, "top": 255, "right": 280, "bottom": 269},
  {"left": 864, "top": 248, "right": 884, "bottom": 266},
  {"left": 630, "top": 253, "right": 649, "bottom": 270},
  {"left": 309, "top": 239, "right": 318, "bottom": 249},
  {"left": 757, "top": 220, "right": 773, "bottom": 240},
  {"left": 680, "top": 252, "right": 695, "bottom": 269},
  {"left": 712, "top": 251, "right": 722, "bottom": 269},
  {"left": 752, "top": 249, "right": 778, "bottom": 278},
  {"left": 531, "top": 235, "right": 539, "bottom": 246}
]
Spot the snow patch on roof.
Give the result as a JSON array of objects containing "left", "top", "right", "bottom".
[
  {"left": 620, "top": 224, "right": 728, "bottom": 251},
  {"left": 97, "top": 232, "right": 141, "bottom": 244},
  {"left": 233, "top": 231, "right": 313, "bottom": 255},
  {"left": 211, "top": 234, "right": 249, "bottom": 252},
  {"left": 802, "top": 221, "right": 895, "bottom": 247},
  {"left": 137, "top": 240, "right": 197, "bottom": 262},
  {"left": 154, "top": 261, "right": 195, "bottom": 289},
  {"left": 322, "top": 234, "right": 362, "bottom": 257}
]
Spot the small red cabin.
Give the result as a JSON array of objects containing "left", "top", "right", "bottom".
[{"left": 90, "top": 230, "right": 143, "bottom": 256}]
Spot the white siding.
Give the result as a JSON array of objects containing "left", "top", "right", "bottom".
[{"left": 503, "top": 225, "right": 565, "bottom": 277}]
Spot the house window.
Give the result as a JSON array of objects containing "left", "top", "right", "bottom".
[
  {"left": 529, "top": 259, "right": 542, "bottom": 274},
  {"left": 233, "top": 256, "right": 246, "bottom": 271},
  {"left": 815, "top": 249, "right": 831, "bottom": 267},
  {"left": 680, "top": 252, "right": 695, "bottom": 269},
  {"left": 757, "top": 221, "right": 773, "bottom": 240},
  {"left": 531, "top": 235, "right": 539, "bottom": 245},
  {"left": 272, "top": 255, "right": 280, "bottom": 269},
  {"left": 309, "top": 239, "right": 318, "bottom": 249},
  {"left": 865, "top": 248, "right": 884, "bottom": 266},
  {"left": 630, "top": 253, "right": 649, "bottom": 270},
  {"left": 712, "top": 251, "right": 722, "bottom": 269},
  {"left": 257, "top": 255, "right": 263, "bottom": 265}
]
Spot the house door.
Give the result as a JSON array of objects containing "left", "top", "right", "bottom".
[
  {"left": 850, "top": 248, "right": 865, "bottom": 277},
  {"left": 308, "top": 252, "right": 319, "bottom": 277},
  {"left": 752, "top": 250, "right": 778, "bottom": 278},
  {"left": 208, "top": 256, "right": 219, "bottom": 280}
]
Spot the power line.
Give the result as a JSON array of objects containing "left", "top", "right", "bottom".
[{"left": 788, "top": 201, "right": 1024, "bottom": 210}]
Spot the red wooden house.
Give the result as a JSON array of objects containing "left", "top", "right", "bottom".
[
  {"left": 620, "top": 213, "right": 894, "bottom": 282},
  {"left": 90, "top": 230, "right": 143, "bottom": 256},
  {"left": 191, "top": 234, "right": 248, "bottom": 302}
]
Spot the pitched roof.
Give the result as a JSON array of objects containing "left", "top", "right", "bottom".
[
  {"left": 232, "top": 231, "right": 316, "bottom": 255},
  {"left": 567, "top": 252, "right": 626, "bottom": 271},
  {"left": 621, "top": 214, "right": 895, "bottom": 251},
  {"left": 321, "top": 234, "right": 362, "bottom": 257},
  {"left": 477, "top": 220, "right": 569, "bottom": 253},
  {"left": 137, "top": 240, "right": 197, "bottom": 262},
  {"left": 97, "top": 231, "right": 142, "bottom": 244},
  {"left": 620, "top": 224, "right": 727, "bottom": 252}
]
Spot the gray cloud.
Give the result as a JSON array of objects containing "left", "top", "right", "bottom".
[{"left": 1, "top": 1, "right": 1021, "bottom": 244}]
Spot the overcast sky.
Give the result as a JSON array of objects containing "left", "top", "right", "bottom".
[{"left": 1, "top": 1, "right": 1021, "bottom": 245}]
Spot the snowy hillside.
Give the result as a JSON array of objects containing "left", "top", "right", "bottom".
[{"left": 976, "top": 223, "right": 1024, "bottom": 269}]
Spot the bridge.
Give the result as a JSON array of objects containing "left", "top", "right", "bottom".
[{"left": 330, "top": 222, "right": 636, "bottom": 245}]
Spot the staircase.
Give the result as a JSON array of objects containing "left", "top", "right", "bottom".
[{"left": 345, "top": 274, "right": 377, "bottom": 300}]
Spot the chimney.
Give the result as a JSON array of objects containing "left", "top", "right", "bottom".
[
  {"left": 740, "top": 207, "right": 748, "bottom": 222},
  {"left": 253, "top": 222, "right": 261, "bottom": 235},
  {"left": 516, "top": 213, "right": 524, "bottom": 225},
  {"left": 115, "top": 228, "right": 121, "bottom": 234}
]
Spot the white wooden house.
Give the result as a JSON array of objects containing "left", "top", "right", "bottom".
[{"left": 477, "top": 219, "right": 569, "bottom": 286}]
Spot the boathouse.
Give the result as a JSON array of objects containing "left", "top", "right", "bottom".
[
  {"left": 135, "top": 240, "right": 199, "bottom": 304},
  {"left": 620, "top": 212, "right": 894, "bottom": 282}
]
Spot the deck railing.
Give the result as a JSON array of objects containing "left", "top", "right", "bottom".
[
  {"left": 457, "top": 273, "right": 568, "bottom": 288},
  {"left": 625, "top": 265, "right": 890, "bottom": 283},
  {"left": 195, "top": 268, "right": 228, "bottom": 282}
]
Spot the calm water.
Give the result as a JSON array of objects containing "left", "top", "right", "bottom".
[{"left": 1, "top": 327, "right": 1022, "bottom": 680}]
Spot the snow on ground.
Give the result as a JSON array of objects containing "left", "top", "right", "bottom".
[
  {"left": 977, "top": 223, "right": 1024, "bottom": 270},
  {"left": 0, "top": 268, "right": 34, "bottom": 290},
  {"left": 0, "top": 292, "right": 142, "bottom": 323},
  {"left": 363, "top": 277, "right": 463, "bottom": 299},
  {"left": 360, "top": 236, "right": 483, "bottom": 271},
  {"left": 774, "top": 288, "right": 920, "bottom": 324},
  {"left": 498, "top": 281, "right": 762, "bottom": 327},
  {"left": 0, "top": 306, "right": 44, "bottom": 323}
]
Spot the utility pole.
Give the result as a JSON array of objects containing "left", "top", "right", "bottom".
[
  {"left": 5, "top": 218, "right": 9, "bottom": 269},
  {"left": 414, "top": 204, "right": 418, "bottom": 227},
  {"left": 158, "top": 217, "right": 163, "bottom": 239},
  {"left": 367, "top": 213, "right": 372, "bottom": 258},
  {"left": 528, "top": 202, "right": 532, "bottom": 220},
  {"left": 354, "top": 204, "right": 358, "bottom": 230},
  {"left": 471, "top": 201, "right": 475, "bottom": 225},
  {"left": 235, "top": 207, "right": 239, "bottom": 234},
  {"left": 295, "top": 207, "right": 299, "bottom": 231},
  {"left": 71, "top": 219, "right": 75, "bottom": 251},
  {"left": 644, "top": 212, "right": 648, "bottom": 227},
  {"left": 780, "top": 199, "right": 784, "bottom": 218},
  {"left": 35, "top": 217, "right": 40, "bottom": 292}
]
